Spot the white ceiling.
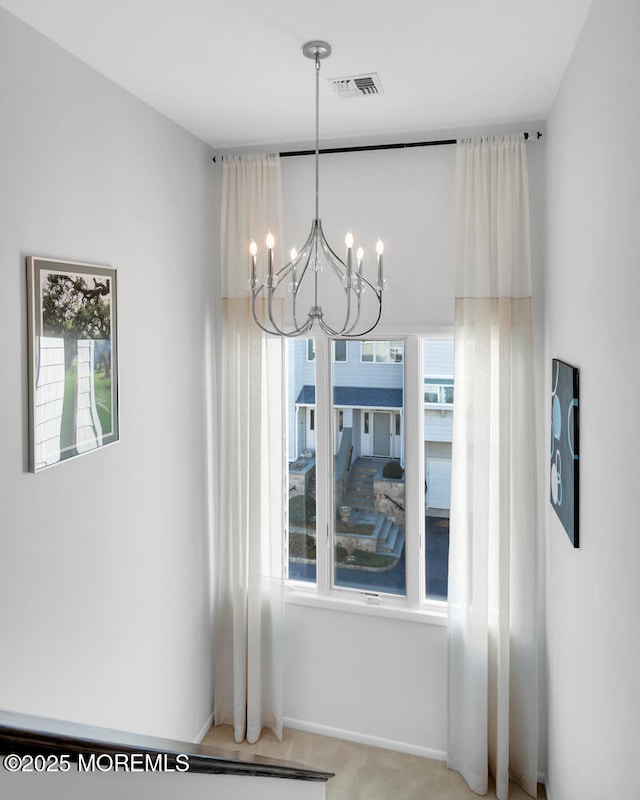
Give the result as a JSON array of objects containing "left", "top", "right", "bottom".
[{"left": 0, "top": 0, "right": 593, "bottom": 150}]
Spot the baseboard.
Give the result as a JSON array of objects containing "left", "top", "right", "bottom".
[
  {"left": 540, "top": 773, "right": 551, "bottom": 800},
  {"left": 194, "top": 709, "right": 215, "bottom": 743},
  {"left": 283, "top": 717, "right": 448, "bottom": 762}
]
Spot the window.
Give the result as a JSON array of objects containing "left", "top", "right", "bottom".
[
  {"left": 287, "top": 334, "right": 453, "bottom": 608},
  {"left": 424, "top": 387, "right": 439, "bottom": 404},
  {"left": 361, "top": 341, "right": 403, "bottom": 364},
  {"left": 424, "top": 380, "right": 454, "bottom": 405},
  {"left": 333, "top": 339, "right": 347, "bottom": 362},
  {"left": 308, "top": 339, "right": 348, "bottom": 362},
  {"left": 423, "top": 338, "right": 454, "bottom": 600},
  {"left": 332, "top": 340, "right": 405, "bottom": 595},
  {"left": 288, "top": 338, "right": 317, "bottom": 584}
]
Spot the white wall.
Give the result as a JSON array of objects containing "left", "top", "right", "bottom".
[
  {"left": 0, "top": 9, "right": 218, "bottom": 742},
  {"left": 285, "top": 603, "right": 448, "bottom": 757},
  {"left": 545, "top": 0, "right": 640, "bottom": 796},
  {"left": 281, "top": 134, "right": 547, "bottom": 756}
]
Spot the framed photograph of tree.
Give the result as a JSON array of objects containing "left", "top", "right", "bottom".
[{"left": 27, "top": 257, "right": 119, "bottom": 471}]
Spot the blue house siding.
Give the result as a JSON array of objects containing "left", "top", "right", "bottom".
[
  {"left": 333, "top": 341, "right": 404, "bottom": 390},
  {"left": 423, "top": 338, "right": 454, "bottom": 376}
]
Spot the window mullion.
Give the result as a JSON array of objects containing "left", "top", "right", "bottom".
[
  {"left": 314, "top": 336, "right": 332, "bottom": 597},
  {"left": 403, "top": 335, "right": 425, "bottom": 607}
]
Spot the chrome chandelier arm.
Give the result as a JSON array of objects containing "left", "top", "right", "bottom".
[{"left": 251, "top": 284, "right": 314, "bottom": 337}]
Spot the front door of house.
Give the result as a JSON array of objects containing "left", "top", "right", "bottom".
[
  {"left": 373, "top": 412, "right": 390, "bottom": 457},
  {"left": 306, "top": 407, "right": 316, "bottom": 451},
  {"left": 297, "top": 408, "right": 306, "bottom": 454}
]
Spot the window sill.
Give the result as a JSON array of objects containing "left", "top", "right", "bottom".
[{"left": 284, "top": 584, "right": 448, "bottom": 627}]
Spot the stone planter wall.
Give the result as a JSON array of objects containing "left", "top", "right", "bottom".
[
  {"left": 374, "top": 469, "right": 406, "bottom": 525},
  {"left": 333, "top": 471, "right": 349, "bottom": 511},
  {"left": 335, "top": 533, "right": 377, "bottom": 554},
  {"left": 288, "top": 459, "right": 315, "bottom": 497},
  {"left": 289, "top": 471, "right": 306, "bottom": 497}
]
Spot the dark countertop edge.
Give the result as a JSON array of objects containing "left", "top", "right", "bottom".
[{"left": 0, "top": 711, "right": 334, "bottom": 782}]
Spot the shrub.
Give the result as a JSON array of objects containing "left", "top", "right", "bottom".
[
  {"left": 350, "top": 550, "right": 396, "bottom": 568},
  {"left": 382, "top": 460, "right": 404, "bottom": 479},
  {"left": 289, "top": 532, "right": 316, "bottom": 559},
  {"left": 289, "top": 494, "right": 316, "bottom": 525},
  {"left": 335, "top": 545, "right": 349, "bottom": 562}
]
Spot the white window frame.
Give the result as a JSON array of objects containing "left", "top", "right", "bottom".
[{"left": 286, "top": 330, "right": 453, "bottom": 624}]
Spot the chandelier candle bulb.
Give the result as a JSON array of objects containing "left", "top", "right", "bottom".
[
  {"left": 249, "top": 240, "right": 258, "bottom": 286},
  {"left": 376, "top": 238, "right": 384, "bottom": 288},
  {"left": 290, "top": 248, "right": 298, "bottom": 292},
  {"left": 345, "top": 231, "right": 354, "bottom": 283},
  {"left": 266, "top": 231, "right": 275, "bottom": 283},
  {"left": 357, "top": 246, "right": 364, "bottom": 276}
]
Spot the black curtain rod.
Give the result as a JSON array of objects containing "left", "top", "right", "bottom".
[
  {"left": 279, "top": 138, "right": 456, "bottom": 157},
  {"left": 213, "top": 131, "right": 542, "bottom": 163}
]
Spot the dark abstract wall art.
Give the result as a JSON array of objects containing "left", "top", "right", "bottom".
[{"left": 550, "top": 359, "right": 579, "bottom": 547}]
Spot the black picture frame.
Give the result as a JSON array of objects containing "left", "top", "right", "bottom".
[{"left": 550, "top": 358, "right": 579, "bottom": 547}]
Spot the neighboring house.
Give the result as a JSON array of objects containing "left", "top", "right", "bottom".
[
  {"left": 422, "top": 339, "right": 454, "bottom": 512},
  {"left": 288, "top": 337, "right": 454, "bottom": 512}
]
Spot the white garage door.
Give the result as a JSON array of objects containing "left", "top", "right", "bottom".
[{"left": 426, "top": 458, "right": 452, "bottom": 510}]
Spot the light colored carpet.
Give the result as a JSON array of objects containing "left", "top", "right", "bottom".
[{"left": 202, "top": 725, "right": 546, "bottom": 800}]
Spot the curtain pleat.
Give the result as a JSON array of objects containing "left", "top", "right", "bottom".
[
  {"left": 214, "top": 155, "right": 285, "bottom": 743},
  {"left": 448, "top": 136, "right": 538, "bottom": 799}
]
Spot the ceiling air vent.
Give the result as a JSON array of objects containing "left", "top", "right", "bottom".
[{"left": 328, "top": 73, "right": 383, "bottom": 98}]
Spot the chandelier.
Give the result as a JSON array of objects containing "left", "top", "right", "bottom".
[{"left": 249, "top": 40, "right": 386, "bottom": 337}]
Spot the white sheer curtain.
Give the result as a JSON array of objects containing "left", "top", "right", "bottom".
[
  {"left": 448, "top": 136, "right": 538, "bottom": 799},
  {"left": 214, "top": 154, "right": 286, "bottom": 743}
]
